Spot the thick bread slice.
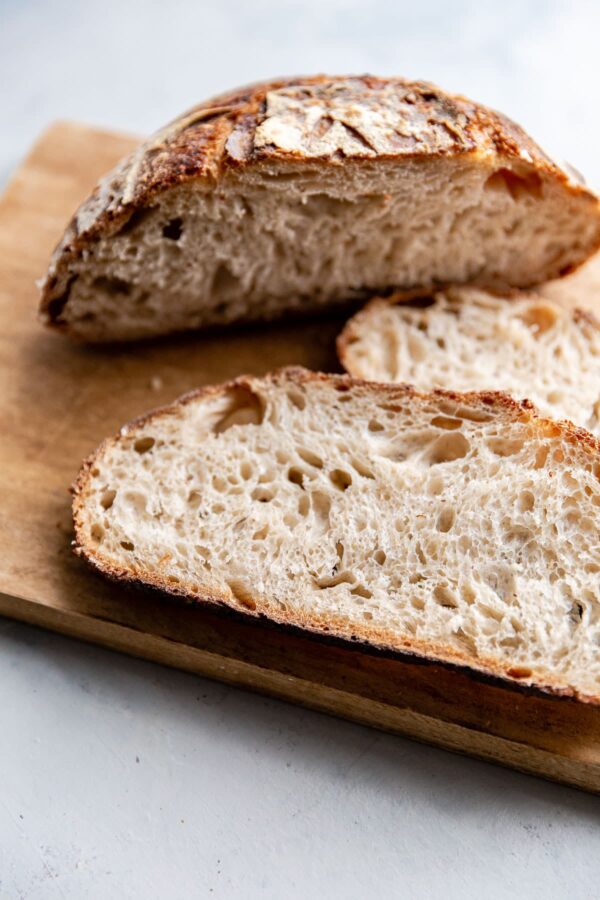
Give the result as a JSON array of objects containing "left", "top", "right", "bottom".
[
  {"left": 41, "top": 75, "right": 600, "bottom": 342},
  {"left": 338, "top": 288, "right": 600, "bottom": 433},
  {"left": 73, "top": 368, "right": 600, "bottom": 702}
]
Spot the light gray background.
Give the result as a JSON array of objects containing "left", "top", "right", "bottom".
[{"left": 2, "top": 1, "right": 600, "bottom": 897}]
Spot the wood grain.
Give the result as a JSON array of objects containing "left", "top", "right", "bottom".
[{"left": 2, "top": 121, "right": 600, "bottom": 793}]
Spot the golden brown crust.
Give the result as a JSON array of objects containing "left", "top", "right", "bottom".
[
  {"left": 72, "top": 367, "right": 600, "bottom": 705},
  {"left": 40, "top": 74, "right": 600, "bottom": 327}
]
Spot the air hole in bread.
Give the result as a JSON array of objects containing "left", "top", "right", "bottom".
[
  {"left": 117, "top": 206, "right": 154, "bottom": 236},
  {"left": 240, "top": 461, "right": 253, "bottom": 481},
  {"left": 211, "top": 262, "right": 239, "bottom": 295},
  {"left": 90, "top": 523, "right": 104, "bottom": 542},
  {"left": 298, "top": 494, "right": 310, "bottom": 517},
  {"left": 403, "top": 295, "right": 435, "bottom": 309},
  {"left": 434, "top": 584, "right": 458, "bottom": 608},
  {"left": 252, "top": 524, "right": 269, "bottom": 540},
  {"left": 311, "top": 491, "right": 331, "bottom": 521},
  {"left": 436, "top": 506, "right": 455, "bottom": 533},
  {"left": 368, "top": 419, "right": 385, "bottom": 432},
  {"left": 252, "top": 486, "right": 274, "bottom": 503},
  {"left": 351, "top": 584, "right": 373, "bottom": 599},
  {"left": 100, "top": 489, "right": 116, "bottom": 510},
  {"left": 569, "top": 601, "right": 584, "bottom": 625},
  {"left": 120, "top": 540, "right": 134, "bottom": 551},
  {"left": 329, "top": 468, "right": 353, "bottom": 491},
  {"left": 452, "top": 406, "right": 494, "bottom": 423},
  {"left": 484, "top": 168, "right": 543, "bottom": 201},
  {"left": 427, "top": 432, "right": 470, "bottom": 465},
  {"left": 227, "top": 579, "right": 257, "bottom": 610},
  {"left": 162, "top": 217, "right": 184, "bottom": 241},
  {"left": 503, "top": 525, "right": 531, "bottom": 546},
  {"left": 350, "top": 457, "right": 375, "bottom": 479},
  {"left": 377, "top": 403, "right": 404, "bottom": 415},
  {"left": 287, "top": 387, "right": 306, "bottom": 410},
  {"left": 287, "top": 467, "right": 305, "bottom": 487},
  {"left": 213, "top": 387, "right": 264, "bottom": 434},
  {"left": 374, "top": 549, "right": 386, "bottom": 565},
  {"left": 461, "top": 585, "right": 477, "bottom": 606},
  {"left": 519, "top": 302, "right": 558, "bottom": 335},
  {"left": 335, "top": 541, "right": 344, "bottom": 562},
  {"left": 407, "top": 334, "right": 427, "bottom": 361},
  {"left": 314, "top": 571, "right": 355, "bottom": 589},
  {"left": 427, "top": 474, "right": 445, "bottom": 495},
  {"left": 297, "top": 447, "right": 323, "bottom": 469},
  {"left": 92, "top": 275, "right": 131, "bottom": 295},
  {"left": 487, "top": 437, "right": 524, "bottom": 457},
  {"left": 431, "top": 415, "right": 462, "bottom": 431},
  {"left": 301, "top": 193, "right": 357, "bottom": 215},
  {"left": 533, "top": 445, "right": 549, "bottom": 469},
  {"left": 518, "top": 490, "right": 535, "bottom": 512},
  {"left": 134, "top": 436, "right": 155, "bottom": 454}
]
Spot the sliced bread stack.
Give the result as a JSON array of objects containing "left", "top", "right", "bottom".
[{"left": 42, "top": 76, "right": 600, "bottom": 701}]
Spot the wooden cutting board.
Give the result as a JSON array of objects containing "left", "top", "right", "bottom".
[{"left": 2, "top": 121, "right": 600, "bottom": 794}]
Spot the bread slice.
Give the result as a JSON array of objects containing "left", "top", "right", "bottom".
[
  {"left": 73, "top": 367, "right": 600, "bottom": 702},
  {"left": 338, "top": 287, "right": 600, "bottom": 433},
  {"left": 41, "top": 75, "right": 600, "bottom": 342}
]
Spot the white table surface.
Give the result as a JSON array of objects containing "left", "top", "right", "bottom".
[{"left": 2, "top": 1, "right": 600, "bottom": 896}]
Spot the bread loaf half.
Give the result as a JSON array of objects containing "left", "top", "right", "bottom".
[
  {"left": 41, "top": 75, "right": 600, "bottom": 341},
  {"left": 338, "top": 287, "right": 600, "bottom": 433},
  {"left": 74, "top": 368, "right": 600, "bottom": 702}
]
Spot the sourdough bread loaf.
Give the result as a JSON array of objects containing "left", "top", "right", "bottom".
[
  {"left": 74, "top": 368, "right": 600, "bottom": 702},
  {"left": 41, "top": 75, "right": 600, "bottom": 341}
]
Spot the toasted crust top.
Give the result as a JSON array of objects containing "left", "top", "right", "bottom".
[{"left": 40, "top": 74, "right": 599, "bottom": 322}]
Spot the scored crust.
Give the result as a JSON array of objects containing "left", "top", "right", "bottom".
[
  {"left": 40, "top": 74, "right": 600, "bottom": 329},
  {"left": 72, "top": 367, "right": 600, "bottom": 705}
]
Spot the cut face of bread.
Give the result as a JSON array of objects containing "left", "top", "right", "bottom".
[
  {"left": 41, "top": 75, "right": 600, "bottom": 341},
  {"left": 339, "top": 288, "right": 600, "bottom": 434},
  {"left": 74, "top": 368, "right": 600, "bottom": 702}
]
